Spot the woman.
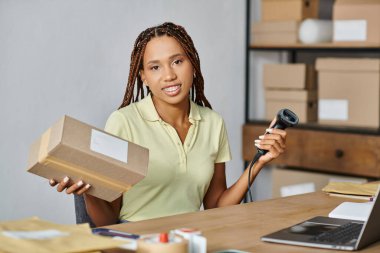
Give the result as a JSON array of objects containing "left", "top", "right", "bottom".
[{"left": 50, "top": 22, "right": 287, "bottom": 226}]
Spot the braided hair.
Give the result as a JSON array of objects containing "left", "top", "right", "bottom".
[{"left": 118, "top": 22, "right": 211, "bottom": 109}]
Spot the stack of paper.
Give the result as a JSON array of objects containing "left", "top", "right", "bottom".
[
  {"left": 322, "top": 182, "right": 379, "bottom": 200},
  {"left": 0, "top": 217, "right": 126, "bottom": 253}
]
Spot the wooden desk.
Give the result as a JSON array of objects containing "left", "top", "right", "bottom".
[{"left": 106, "top": 192, "right": 380, "bottom": 252}]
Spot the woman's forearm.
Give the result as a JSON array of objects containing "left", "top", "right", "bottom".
[
  {"left": 216, "top": 161, "right": 265, "bottom": 207},
  {"left": 84, "top": 194, "right": 120, "bottom": 227}
]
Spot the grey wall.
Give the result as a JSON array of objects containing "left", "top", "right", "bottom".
[{"left": 0, "top": 0, "right": 245, "bottom": 224}]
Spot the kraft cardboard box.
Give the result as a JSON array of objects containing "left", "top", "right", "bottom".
[
  {"left": 262, "top": 0, "right": 319, "bottom": 21},
  {"left": 333, "top": 0, "right": 380, "bottom": 44},
  {"left": 252, "top": 21, "right": 299, "bottom": 45},
  {"left": 272, "top": 167, "right": 367, "bottom": 198},
  {"left": 316, "top": 58, "right": 380, "bottom": 128},
  {"left": 263, "top": 63, "right": 316, "bottom": 90},
  {"left": 265, "top": 90, "right": 317, "bottom": 123},
  {"left": 27, "top": 115, "right": 149, "bottom": 202}
]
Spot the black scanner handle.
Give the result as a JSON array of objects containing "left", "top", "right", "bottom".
[
  {"left": 257, "top": 108, "right": 299, "bottom": 156},
  {"left": 248, "top": 108, "right": 299, "bottom": 202}
]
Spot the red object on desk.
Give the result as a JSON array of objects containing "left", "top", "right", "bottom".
[{"left": 159, "top": 233, "right": 169, "bottom": 243}]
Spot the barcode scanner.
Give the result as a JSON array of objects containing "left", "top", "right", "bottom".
[
  {"left": 247, "top": 109, "right": 299, "bottom": 202},
  {"left": 257, "top": 109, "right": 299, "bottom": 156}
]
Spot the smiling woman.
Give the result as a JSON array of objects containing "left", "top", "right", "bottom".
[
  {"left": 48, "top": 22, "right": 288, "bottom": 227},
  {"left": 140, "top": 36, "right": 195, "bottom": 120}
]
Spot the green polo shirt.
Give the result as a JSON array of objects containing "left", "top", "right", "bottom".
[{"left": 104, "top": 94, "right": 231, "bottom": 221}]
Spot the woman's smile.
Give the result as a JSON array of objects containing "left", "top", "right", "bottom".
[{"left": 162, "top": 84, "right": 182, "bottom": 96}]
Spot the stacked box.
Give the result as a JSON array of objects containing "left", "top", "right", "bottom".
[
  {"left": 316, "top": 58, "right": 380, "bottom": 128},
  {"left": 252, "top": 21, "right": 299, "bottom": 45},
  {"left": 252, "top": 0, "right": 319, "bottom": 45},
  {"left": 264, "top": 64, "right": 317, "bottom": 123},
  {"left": 333, "top": 0, "right": 380, "bottom": 44},
  {"left": 262, "top": 0, "right": 319, "bottom": 22}
]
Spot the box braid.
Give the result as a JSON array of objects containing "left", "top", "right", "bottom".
[{"left": 118, "top": 22, "right": 212, "bottom": 109}]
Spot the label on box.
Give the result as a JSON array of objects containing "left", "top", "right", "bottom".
[
  {"left": 319, "top": 99, "right": 348, "bottom": 121},
  {"left": 333, "top": 20, "right": 367, "bottom": 41},
  {"left": 90, "top": 129, "right": 128, "bottom": 163},
  {"left": 280, "top": 182, "right": 315, "bottom": 197}
]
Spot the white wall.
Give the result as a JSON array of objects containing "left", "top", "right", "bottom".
[{"left": 0, "top": 0, "right": 245, "bottom": 224}]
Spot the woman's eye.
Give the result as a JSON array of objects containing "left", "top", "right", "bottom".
[
  {"left": 150, "top": 66, "right": 159, "bottom": 71},
  {"left": 173, "top": 59, "right": 183, "bottom": 65}
]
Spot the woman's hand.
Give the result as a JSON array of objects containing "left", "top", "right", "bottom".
[
  {"left": 255, "top": 118, "right": 287, "bottom": 164},
  {"left": 49, "top": 177, "right": 120, "bottom": 227},
  {"left": 49, "top": 176, "right": 91, "bottom": 195}
]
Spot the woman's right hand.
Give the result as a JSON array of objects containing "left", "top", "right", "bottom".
[{"left": 49, "top": 176, "right": 91, "bottom": 195}]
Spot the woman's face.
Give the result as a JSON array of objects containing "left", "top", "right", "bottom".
[{"left": 140, "top": 35, "right": 194, "bottom": 107}]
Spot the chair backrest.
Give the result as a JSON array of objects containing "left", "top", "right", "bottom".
[{"left": 74, "top": 195, "right": 95, "bottom": 228}]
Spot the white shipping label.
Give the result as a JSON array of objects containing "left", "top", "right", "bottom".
[
  {"left": 334, "top": 20, "right": 367, "bottom": 41},
  {"left": 2, "top": 230, "right": 69, "bottom": 240},
  {"left": 280, "top": 182, "right": 315, "bottom": 197},
  {"left": 90, "top": 129, "right": 128, "bottom": 163},
  {"left": 319, "top": 99, "right": 349, "bottom": 121}
]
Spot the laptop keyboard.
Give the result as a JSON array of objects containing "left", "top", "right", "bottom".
[{"left": 312, "top": 222, "right": 363, "bottom": 244}]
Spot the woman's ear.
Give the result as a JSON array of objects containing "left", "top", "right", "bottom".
[{"left": 140, "top": 71, "right": 148, "bottom": 86}]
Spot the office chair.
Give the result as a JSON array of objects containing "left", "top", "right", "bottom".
[{"left": 74, "top": 195, "right": 95, "bottom": 228}]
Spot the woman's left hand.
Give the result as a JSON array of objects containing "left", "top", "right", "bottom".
[{"left": 255, "top": 119, "right": 287, "bottom": 164}]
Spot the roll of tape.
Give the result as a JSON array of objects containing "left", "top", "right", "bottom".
[
  {"left": 137, "top": 234, "right": 188, "bottom": 253},
  {"left": 174, "top": 228, "right": 202, "bottom": 238},
  {"left": 299, "top": 19, "right": 333, "bottom": 44},
  {"left": 174, "top": 228, "right": 206, "bottom": 253}
]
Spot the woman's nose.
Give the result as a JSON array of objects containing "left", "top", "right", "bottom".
[{"left": 163, "top": 67, "right": 177, "bottom": 81}]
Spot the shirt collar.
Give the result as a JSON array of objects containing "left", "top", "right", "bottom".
[{"left": 137, "top": 94, "right": 202, "bottom": 122}]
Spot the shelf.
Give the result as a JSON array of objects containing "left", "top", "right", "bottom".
[
  {"left": 250, "top": 43, "right": 380, "bottom": 52},
  {"left": 243, "top": 123, "right": 380, "bottom": 178},
  {"left": 245, "top": 120, "right": 380, "bottom": 136},
  {"left": 244, "top": 0, "right": 380, "bottom": 179}
]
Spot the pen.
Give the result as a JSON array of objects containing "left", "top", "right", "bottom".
[{"left": 92, "top": 228, "right": 140, "bottom": 239}]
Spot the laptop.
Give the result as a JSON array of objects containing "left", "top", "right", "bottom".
[{"left": 261, "top": 186, "right": 380, "bottom": 251}]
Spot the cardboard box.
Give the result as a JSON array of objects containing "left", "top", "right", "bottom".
[
  {"left": 252, "top": 21, "right": 299, "bottom": 45},
  {"left": 27, "top": 115, "right": 149, "bottom": 202},
  {"left": 263, "top": 64, "right": 316, "bottom": 90},
  {"left": 316, "top": 58, "right": 380, "bottom": 128},
  {"left": 333, "top": 0, "right": 380, "bottom": 44},
  {"left": 262, "top": 0, "right": 319, "bottom": 21},
  {"left": 272, "top": 167, "right": 367, "bottom": 198},
  {"left": 265, "top": 90, "right": 317, "bottom": 123}
]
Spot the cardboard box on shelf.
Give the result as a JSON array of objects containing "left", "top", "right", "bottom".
[
  {"left": 263, "top": 63, "right": 316, "bottom": 90},
  {"left": 262, "top": 0, "right": 319, "bottom": 21},
  {"left": 272, "top": 167, "right": 367, "bottom": 198},
  {"left": 27, "top": 115, "right": 149, "bottom": 202},
  {"left": 316, "top": 58, "right": 380, "bottom": 128},
  {"left": 252, "top": 21, "right": 299, "bottom": 45},
  {"left": 333, "top": 0, "right": 380, "bottom": 44},
  {"left": 265, "top": 90, "right": 317, "bottom": 123}
]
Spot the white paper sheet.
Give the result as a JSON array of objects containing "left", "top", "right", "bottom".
[
  {"left": 328, "top": 201, "right": 373, "bottom": 221},
  {"left": 2, "top": 229, "right": 69, "bottom": 240}
]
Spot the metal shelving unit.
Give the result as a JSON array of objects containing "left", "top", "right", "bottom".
[{"left": 243, "top": 0, "right": 380, "bottom": 179}]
